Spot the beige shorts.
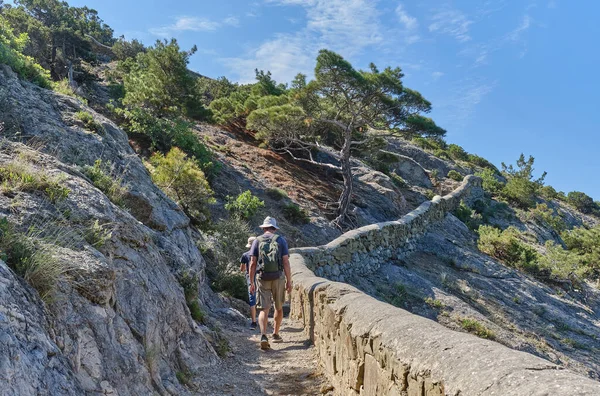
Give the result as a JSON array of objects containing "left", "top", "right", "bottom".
[{"left": 257, "top": 276, "right": 286, "bottom": 310}]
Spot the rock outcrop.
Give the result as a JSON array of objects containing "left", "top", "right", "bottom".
[{"left": 0, "top": 65, "right": 217, "bottom": 394}]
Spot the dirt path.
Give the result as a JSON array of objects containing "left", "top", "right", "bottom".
[{"left": 194, "top": 316, "right": 332, "bottom": 395}]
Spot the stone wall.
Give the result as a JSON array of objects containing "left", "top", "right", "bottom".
[
  {"left": 291, "top": 175, "right": 483, "bottom": 282},
  {"left": 289, "top": 255, "right": 600, "bottom": 395},
  {"left": 288, "top": 177, "right": 600, "bottom": 395}
]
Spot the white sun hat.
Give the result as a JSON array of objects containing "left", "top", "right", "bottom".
[
  {"left": 245, "top": 236, "right": 257, "bottom": 248},
  {"left": 258, "top": 216, "right": 279, "bottom": 230}
]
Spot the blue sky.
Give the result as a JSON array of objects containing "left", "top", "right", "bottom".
[{"left": 61, "top": 0, "right": 599, "bottom": 199}]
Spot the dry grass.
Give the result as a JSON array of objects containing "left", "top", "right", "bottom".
[{"left": 0, "top": 161, "right": 70, "bottom": 203}]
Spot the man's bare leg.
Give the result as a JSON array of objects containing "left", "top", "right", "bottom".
[
  {"left": 259, "top": 303, "right": 271, "bottom": 336},
  {"left": 273, "top": 307, "right": 283, "bottom": 335},
  {"left": 258, "top": 302, "right": 272, "bottom": 349},
  {"left": 250, "top": 306, "right": 257, "bottom": 323}
]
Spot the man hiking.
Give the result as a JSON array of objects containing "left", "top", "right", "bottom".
[
  {"left": 249, "top": 216, "right": 292, "bottom": 350},
  {"left": 239, "top": 236, "right": 258, "bottom": 329}
]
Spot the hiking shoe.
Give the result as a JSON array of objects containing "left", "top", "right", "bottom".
[
  {"left": 272, "top": 333, "right": 283, "bottom": 343},
  {"left": 260, "top": 335, "right": 270, "bottom": 350},
  {"left": 250, "top": 321, "right": 257, "bottom": 330}
]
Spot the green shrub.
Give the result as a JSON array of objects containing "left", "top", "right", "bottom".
[
  {"left": 526, "top": 203, "right": 565, "bottom": 232},
  {"left": 447, "top": 170, "right": 463, "bottom": 182},
  {"left": 282, "top": 203, "right": 310, "bottom": 224},
  {"left": 412, "top": 136, "right": 446, "bottom": 151},
  {"left": 187, "top": 300, "right": 206, "bottom": 323},
  {"left": 118, "top": 107, "right": 214, "bottom": 175},
  {"left": 424, "top": 190, "right": 436, "bottom": 200},
  {"left": 213, "top": 273, "right": 247, "bottom": 300},
  {"left": 429, "top": 169, "right": 439, "bottom": 183},
  {"left": 148, "top": 148, "right": 214, "bottom": 227},
  {"left": 0, "top": 162, "right": 70, "bottom": 203},
  {"left": 81, "top": 160, "right": 127, "bottom": 208},
  {"left": 500, "top": 154, "right": 546, "bottom": 209},
  {"left": 176, "top": 370, "right": 193, "bottom": 387},
  {"left": 112, "top": 38, "right": 145, "bottom": 61},
  {"left": 0, "top": 217, "right": 68, "bottom": 301},
  {"left": 202, "top": 215, "right": 252, "bottom": 300},
  {"left": 538, "top": 241, "right": 590, "bottom": 284},
  {"left": 503, "top": 177, "right": 538, "bottom": 208},
  {"left": 224, "top": 190, "right": 265, "bottom": 219},
  {"left": 178, "top": 271, "right": 206, "bottom": 323},
  {"left": 83, "top": 220, "right": 112, "bottom": 248},
  {"left": 362, "top": 149, "right": 401, "bottom": 175},
  {"left": 477, "top": 225, "right": 539, "bottom": 273},
  {"left": 476, "top": 168, "right": 505, "bottom": 196},
  {"left": 540, "top": 185, "right": 559, "bottom": 200},
  {"left": 390, "top": 172, "right": 407, "bottom": 188},
  {"left": 460, "top": 318, "right": 495, "bottom": 339},
  {"left": 434, "top": 149, "right": 451, "bottom": 160},
  {"left": 425, "top": 297, "right": 444, "bottom": 309},
  {"left": 567, "top": 191, "right": 598, "bottom": 215},
  {"left": 447, "top": 144, "right": 469, "bottom": 161},
  {"left": 453, "top": 201, "right": 481, "bottom": 231},
  {"left": 52, "top": 79, "right": 87, "bottom": 104},
  {"left": 75, "top": 111, "right": 104, "bottom": 134},
  {"left": 562, "top": 225, "right": 600, "bottom": 272},
  {"left": 467, "top": 154, "right": 498, "bottom": 172},
  {"left": 122, "top": 39, "right": 208, "bottom": 120},
  {"left": 0, "top": 16, "right": 51, "bottom": 88},
  {"left": 265, "top": 187, "right": 288, "bottom": 200}
]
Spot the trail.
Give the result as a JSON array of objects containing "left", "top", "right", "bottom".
[{"left": 195, "top": 316, "right": 332, "bottom": 395}]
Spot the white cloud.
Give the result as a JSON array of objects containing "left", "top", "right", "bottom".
[
  {"left": 396, "top": 4, "right": 418, "bottom": 31},
  {"left": 223, "top": 0, "right": 383, "bottom": 83},
  {"left": 223, "top": 16, "right": 240, "bottom": 27},
  {"left": 432, "top": 71, "right": 444, "bottom": 80},
  {"left": 429, "top": 8, "right": 473, "bottom": 42},
  {"left": 458, "top": 12, "right": 534, "bottom": 67},
  {"left": 405, "top": 35, "right": 421, "bottom": 45},
  {"left": 150, "top": 15, "right": 240, "bottom": 37},
  {"left": 221, "top": 33, "right": 313, "bottom": 84},
  {"left": 438, "top": 80, "right": 495, "bottom": 128},
  {"left": 150, "top": 16, "right": 220, "bottom": 37},
  {"left": 506, "top": 15, "right": 531, "bottom": 41}
]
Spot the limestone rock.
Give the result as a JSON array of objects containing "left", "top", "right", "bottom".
[{"left": 0, "top": 64, "right": 217, "bottom": 394}]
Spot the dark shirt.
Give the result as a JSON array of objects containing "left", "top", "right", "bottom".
[
  {"left": 250, "top": 232, "right": 289, "bottom": 260},
  {"left": 239, "top": 251, "right": 252, "bottom": 273}
]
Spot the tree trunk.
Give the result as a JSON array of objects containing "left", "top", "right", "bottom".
[{"left": 333, "top": 128, "right": 353, "bottom": 229}]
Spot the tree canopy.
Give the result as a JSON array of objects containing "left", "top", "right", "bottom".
[
  {"left": 1, "top": 0, "right": 114, "bottom": 79},
  {"left": 122, "top": 39, "right": 204, "bottom": 119},
  {"left": 247, "top": 49, "right": 445, "bottom": 227}
]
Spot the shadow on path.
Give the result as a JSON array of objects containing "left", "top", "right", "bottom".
[{"left": 193, "top": 317, "right": 331, "bottom": 395}]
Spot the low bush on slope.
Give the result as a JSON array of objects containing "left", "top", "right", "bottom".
[{"left": 0, "top": 15, "right": 51, "bottom": 87}]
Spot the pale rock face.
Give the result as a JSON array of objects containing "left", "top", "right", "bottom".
[
  {"left": 0, "top": 260, "right": 83, "bottom": 395},
  {"left": 0, "top": 65, "right": 218, "bottom": 394}
]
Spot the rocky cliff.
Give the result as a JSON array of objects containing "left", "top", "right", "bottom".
[{"left": 0, "top": 65, "right": 218, "bottom": 395}]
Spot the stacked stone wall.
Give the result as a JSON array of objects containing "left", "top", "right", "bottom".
[
  {"left": 291, "top": 175, "right": 483, "bottom": 281},
  {"left": 289, "top": 176, "right": 600, "bottom": 395},
  {"left": 289, "top": 257, "right": 600, "bottom": 395}
]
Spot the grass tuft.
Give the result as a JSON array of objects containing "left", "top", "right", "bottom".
[
  {"left": 81, "top": 160, "right": 127, "bottom": 207},
  {"left": 0, "top": 161, "right": 70, "bottom": 203},
  {"left": 460, "top": 318, "right": 495, "bottom": 339},
  {"left": 75, "top": 111, "right": 104, "bottom": 134},
  {"left": 282, "top": 203, "right": 309, "bottom": 224}
]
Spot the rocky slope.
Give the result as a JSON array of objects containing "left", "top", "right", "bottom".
[
  {"left": 351, "top": 212, "right": 600, "bottom": 379},
  {"left": 2, "top": 55, "right": 600, "bottom": 394},
  {"left": 0, "top": 65, "right": 219, "bottom": 395}
]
